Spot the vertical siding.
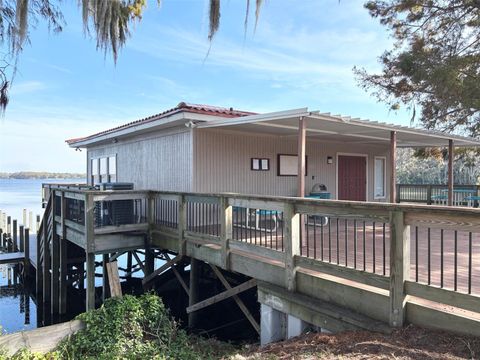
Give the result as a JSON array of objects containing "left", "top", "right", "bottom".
[
  {"left": 87, "top": 128, "right": 193, "bottom": 191},
  {"left": 193, "top": 129, "right": 391, "bottom": 201}
]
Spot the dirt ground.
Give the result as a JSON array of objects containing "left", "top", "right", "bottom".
[{"left": 228, "top": 325, "right": 480, "bottom": 360}]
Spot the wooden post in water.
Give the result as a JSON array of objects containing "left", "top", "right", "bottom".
[
  {"left": 12, "top": 220, "right": 17, "bottom": 251},
  {"left": 7, "top": 216, "right": 11, "bottom": 235},
  {"left": 29, "top": 211, "right": 33, "bottom": 232},
  {"left": 19, "top": 222, "right": 24, "bottom": 252},
  {"left": 19, "top": 225, "right": 25, "bottom": 263},
  {"left": 24, "top": 228, "right": 30, "bottom": 277},
  {"left": 22, "top": 209, "right": 27, "bottom": 227},
  {"left": 36, "top": 215, "right": 40, "bottom": 232}
]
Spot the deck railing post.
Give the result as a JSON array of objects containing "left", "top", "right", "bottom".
[
  {"left": 284, "top": 203, "right": 300, "bottom": 292},
  {"left": 178, "top": 194, "right": 187, "bottom": 256},
  {"left": 389, "top": 209, "right": 410, "bottom": 327},
  {"left": 426, "top": 185, "right": 432, "bottom": 205},
  {"left": 220, "top": 196, "right": 232, "bottom": 270},
  {"left": 84, "top": 193, "right": 96, "bottom": 311}
]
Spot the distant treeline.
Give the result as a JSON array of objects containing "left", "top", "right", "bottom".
[{"left": 0, "top": 172, "right": 86, "bottom": 179}]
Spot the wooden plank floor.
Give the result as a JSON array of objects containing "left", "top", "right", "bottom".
[{"left": 231, "top": 219, "right": 480, "bottom": 296}]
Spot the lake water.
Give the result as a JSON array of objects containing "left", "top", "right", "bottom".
[{"left": 0, "top": 178, "right": 81, "bottom": 333}]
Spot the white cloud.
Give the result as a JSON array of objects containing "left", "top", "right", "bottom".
[{"left": 10, "top": 81, "right": 47, "bottom": 95}]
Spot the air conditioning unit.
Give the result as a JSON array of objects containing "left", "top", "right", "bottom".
[{"left": 96, "top": 183, "right": 135, "bottom": 226}]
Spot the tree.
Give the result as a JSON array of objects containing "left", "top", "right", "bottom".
[
  {"left": 0, "top": 0, "right": 263, "bottom": 112},
  {"left": 354, "top": 0, "right": 480, "bottom": 137}
]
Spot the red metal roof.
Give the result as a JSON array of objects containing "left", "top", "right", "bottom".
[{"left": 66, "top": 102, "right": 257, "bottom": 145}]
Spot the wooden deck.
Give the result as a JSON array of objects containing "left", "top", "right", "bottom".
[
  {"left": 31, "top": 187, "right": 480, "bottom": 337},
  {"left": 234, "top": 222, "right": 480, "bottom": 295}
]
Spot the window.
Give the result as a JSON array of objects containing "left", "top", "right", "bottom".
[
  {"left": 91, "top": 158, "right": 99, "bottom": 185},
  {"left": 374, "top": 157, "right": 386, "bottom": 199},
  {"left": 251, "top": 158, "right": 269, "bottom": 171},
  {"left": 100, "top": 158, "right": 108, "bottom": 183},
  {"left": 108, "top": 156, "right": 117, "bottom": 182},
  {"left": 90, "top": 155, "right": 117, "bottom": 185}
]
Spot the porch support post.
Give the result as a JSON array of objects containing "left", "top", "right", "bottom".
[
  {"left": 297, "top": 116, "right": 306, "bottom": 197},
  {"left": 390, "top": 131, "right": 397, "bottom": 203},
  {"left": 448, "top": 139, "right": 454, "bottom": 206}
]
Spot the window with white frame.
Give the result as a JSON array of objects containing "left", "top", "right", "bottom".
[
  {"left": 374, "top": 157, "right": 386, "bottom": 199},
  {"left": 91, "top": 158, "right": 99, "bottom": 185},
  {"left": 90, "top": 155, "right": 117, "bottom": 185}
]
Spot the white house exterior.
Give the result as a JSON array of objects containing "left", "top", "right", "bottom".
[{"left": 67, "top": 102, "right": 480, "bottom": 203}]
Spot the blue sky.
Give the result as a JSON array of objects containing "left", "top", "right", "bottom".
[{"left": 0, "top": 0, "right": 409, "bottom": 173}]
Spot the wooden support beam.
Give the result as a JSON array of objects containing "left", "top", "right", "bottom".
[
  {"left": 390, "top": 131, "right": 397, "bottom": 203},
  {"left": 59, "top": 193, "right": 67, "bottom": 315},
  {"left": 86, "top": 253, "right": 95, "bottom": 311},
  {"left": 164, "top": 253, "right": 189, "bottom": 295},
  {"left": 186, "top": 278, "right": 257, "bottom": 314},
  {"left": 126, "top": 252, "right": 133, "bottom": 280},
  {"left": 142, "top": 254, "right": 182, "bottom": 285},
  {"left": 188, "top": 258, "right": 200, "bottom": 328},
  {"left": 51, "top": 232, "right": 60, "bottom": 316},
  {"left": 106, "top": 261, "right": 122, "bottom": 298},
  {"left": 389, "top": 210, "right": 410, "bottom": 327},
  {"left": 85, "top": 193, "right": 95, "bottom": 311},
  {"left": 132, "top": 251, "right": 146, "bottom": 274},
  {"left": 210, "top": 265, "right": 260, "bottom": 334},
  {"left": 284, "top": 203, "right": 300, "bottom": 291},
  {"left": 297, "top": 116, "right": 307, "bottom": 197},
  {"left": 448, "top": 139, "right": 454, "bottom": 206},
  {"left": 102, "top": 254, "right": 109, "bottom": 302}
]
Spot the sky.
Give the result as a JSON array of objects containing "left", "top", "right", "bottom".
[{"left": 0, "top": 0, "right": 410, "bottom": 173}]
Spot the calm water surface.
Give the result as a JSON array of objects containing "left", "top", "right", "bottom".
[{"left": 0, "top": 178, "right": 81, "bottom": 333}]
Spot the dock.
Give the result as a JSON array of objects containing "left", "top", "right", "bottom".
[{"left": 4, "top": 184, "right": 480, "bottom": 344}]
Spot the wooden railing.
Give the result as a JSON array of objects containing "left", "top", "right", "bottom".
[
  {"left": 40, "top": 186, "right": 480, "bottom": 335},
  {"left": 397, "top": 183, "right": 480, "bottom": 205}
]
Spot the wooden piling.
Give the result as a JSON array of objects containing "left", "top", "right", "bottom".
[
  {"left": 12, "top": 220, "right": 17, "bottom": 251},
  {"left": 102, "top": 254, "right": 109, "bottom": 302},
  {"left": 19, "top": 224, "right": 24, "bottom": 252},
  {"left": 188, "top": 258, "right": 200, "bottom": 328},
  {"left": 24, "top": 228, "right": 30, "bottom": 277},
  {"left": 59, "top": 193, "right": 67, "bottom": 315}
]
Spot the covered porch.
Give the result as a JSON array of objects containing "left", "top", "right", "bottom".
[{"left": 197, "top": 108, "right": 480, "bottom": 206}]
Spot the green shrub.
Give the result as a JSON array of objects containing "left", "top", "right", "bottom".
[{"left": 57, "top": 293, "right": 205, "bottom": 360}]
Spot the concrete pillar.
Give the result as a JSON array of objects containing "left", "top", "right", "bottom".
[
  {"left": 260, "top": 304, "right": 286, "bottom": 345},
  {"left": 287, "top": 314, "right": 307, "bottom": 339}
]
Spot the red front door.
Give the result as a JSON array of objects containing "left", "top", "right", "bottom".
[{"left": 338, "top": 155, "right": 367, "bottom": 201}]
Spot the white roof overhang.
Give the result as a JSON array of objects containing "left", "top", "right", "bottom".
[{"left": 196, "top": 108, "right": 480, "bottom": 148}]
